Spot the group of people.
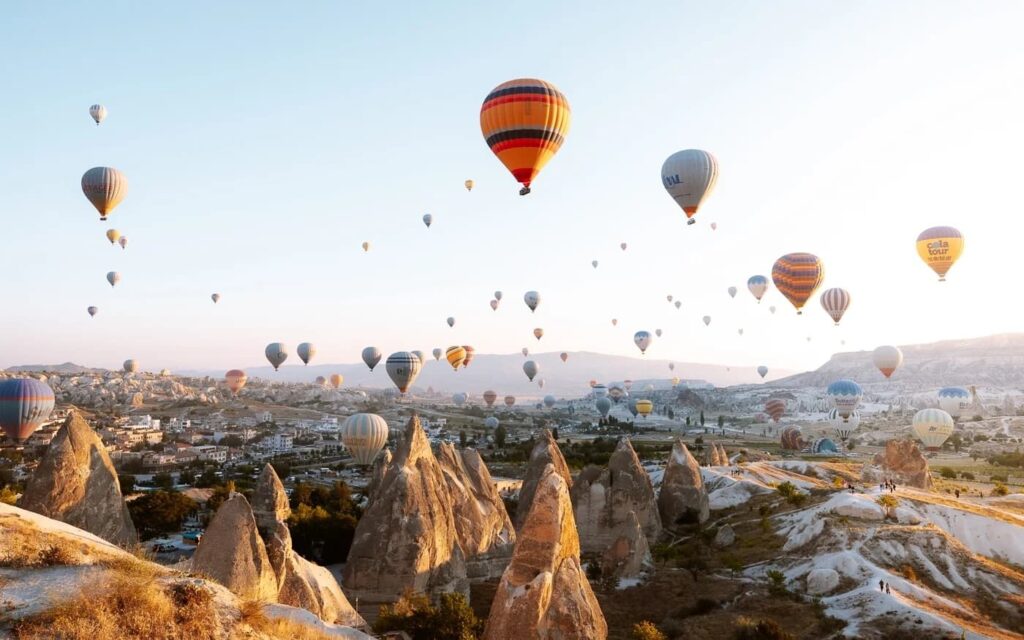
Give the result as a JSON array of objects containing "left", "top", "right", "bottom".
[
  {"left": 880, "top": 479, "right": 898, "bottom": 493},
  {"left": 878, "top": 579, "right": 893, "bottom": 595}
]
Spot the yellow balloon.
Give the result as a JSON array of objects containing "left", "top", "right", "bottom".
[
  {"left": 916, "top": 226, "right": 964, "bottom": 281},
  {"left": 464, "top": 179, "right": 474, "bottom": 191},
  {"left": 105, "top": 229, "right": 120, "bottom": 244}
]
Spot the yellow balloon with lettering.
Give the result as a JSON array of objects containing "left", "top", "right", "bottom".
[{"left": 916, "top": 226, "right": 964, "bottom": 281}]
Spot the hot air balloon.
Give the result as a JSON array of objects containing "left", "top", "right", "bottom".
[
  {"left": 537, "top": 379, "right": 544, "bottom": 389},
  {"left": 118, "top": 236, "right": 128, "bottom": 250},
  {"left": 81, "top": 167, "right": 127, "bottom": 221},
  {"left": 872, "top": 345, "right": 903, "bottom": 379},
  {"left": 634, "top": 330, "right": 653, "bottom": 354},
  {"left": 123, "top": 359, "right": 138, "bottom": 373},
  {"left": 533, "top": 328, "right": 544, "bottom": 341},
  {"left": 480, "top": 78, "right": 571, "bottom": 195},
  {"left": 728, "top": 286, "right": 737, "bottom": 299},
  {"left": 341, "top": 413, "right": 389, "bottom": 464},
  {"left": 315, "top": 376, "right": 327, "bottom": 387},
  {"left": 494, "top": 290, "right": 503, "bottom": 301},
  {"left": 671, "top": 377, "right": 680, "bottom": 387},
  {"left": 0, "top": 379, "right": 55, "bottom": 442},
  {"left": 89, "top": 104, "right": 107, "bottom": 125},
  {"left": 211, "top": 293, "right": 221, "bottom": 304},
  {"left": 446, "top": 346, "right": 467, "bottom": 370},
  {"left": 703, "top": 316, "right": 711, "bottom": 326},
  {"left": 560, "top": 352, "right": 568, "bottom": 363},
  {"left": 483, "top": 390, "right": 497, "bottom": 407},
  {"left": 620, "top": 242, "right": 627, "bottom": 251},
  {"left": 826, "top": 379, "right": 863, "bottom": 420},
  {"left": 674, "top": 301, "right": 682, "bottom": 309},
  {"left": 523, "top": 360, "right": 539, "bottom": 381},
  {"left": 711, "top": 222, "right": 718, "bottom": 230},
  {"left": 667, "top": 295, "right": 673, "bottom": 302},
  {"left": 522, "top": 347, "right": 529, "bottom": 357},
  {"left": 453, "top": 392, "right": 468, "bottom": 406},
  {"left": 411, "top": 350, "right": 425, "bottom": 364},
  {"left": 484, "top": 416, "right": 499, "bottom": 429},
  {"left": 592, "top": 384, "right": 608, "bottom": 398},
  {"left": 747, "top": 275, "right": 768, "bottom": 302},
  {"left": 329, "top": 374, "right": 344, "bottom": 389},
  {"left": 465, "top": 179, "right": 474, "bottom": 191},
  {"left": 105, "top": 229, "right": 120, "bottom": 244},
  {"left": 422, "top": 213, "right": 433, "bottom": 228},
  {"left": 362, "top": 241, "right": 370, "bottom": 252},
  {"left": 225, "top": 369, "right": 247, "bottom": 394},
  {"left": 771, "top": 253, "right": 824, "bottom": 314},
  {"left": 765, "top": 398, "right": 786, "bottom": 423},
  {"left": 432, "top": 348, "right": 442, "bottom": 361},
  {"left": 627, "top": 398, "right": 639, "bottom": 417},
  {"left": 462, "top": 345, "right": 476, "bottom": 367},
  {"left": 446, "top": 317, "right": 455, "bottom": 328},
  {"left": 757, "top": 366, "right": 768, "bottom": 379},
  {"left": 87, "top": 306, "right": 98, "bottom": 317},
  {"left": 827, "top": 408, "right": 859, "bottom": 442},
  {"left": 938, "top": 387, "right": 971, "bottom": 419},
  {"left": 589, "top": 380, "right": 598, "bottom": 388},
  {"left": 490, "top": 299, "right": 499, "bottom": 311},
  {"left": 362, "top": 346, "right": 382, "bottom": 371},
  {"left": 738, "top": 328, "right": 744, "bottom": 336},
  {"left": 780, "top": 426, "right": 804, "bottom": 450},
  {"left": 106, "top": 271, "right": 120, "bottom": 287},
  {"left": 592, "top": 260, "right": 599, "bottom": 269},
  {"left": 635, "top": 399, "right": 653, "bottom": 418},
  {"left": 655, "top": 328, "right": 663, "bottom": 337},
  {"left": 623, "top": 380, "right": 633, "bottom": 391},
  {"left": 524, "top": 291, "right": 541, "bottom": 312},
  {"left": 611, "top": 318, "right": 618, "bottom": 326},
  {"left": 912, "top": 408, "right": 955, "bottom": 450},
  {"left": 769, "top": 306, "right": 777, "bottom": 314},
  {"left": 608, "top": 384, "right": 627, "bottom": 403},
  {"left": 668, "top": 363, "right": 675, "bottom": 371},
  {"left": 660, "top": 149, "right": 719, "bottom": 224},
  {"left": 297, "top": 342, "right": 316, "bottom": 365},
  {"left": 596, "top": 397, "right": 612, "bottom": 418},
  {"left": 916, "top": 226, "right": 964, "bottom": 281},
  {"left": 385, "top": 352, "right": 421, "bottom": 393},
  {"left": 265, "top": 343, "right": 288, "bottom": 370},
  {"left": 504, "top": 395, "right": 516, "bottom": 407},
  {"left": 543, "top": 395, "right": 556, "bottom": 408},
  {"left": 820, "top": 288, "right": 851, "bottom": 325}
]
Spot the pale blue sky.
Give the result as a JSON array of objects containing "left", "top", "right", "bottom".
[{"left": 2, "top": 1, "right": 1022, "bottom": 376}]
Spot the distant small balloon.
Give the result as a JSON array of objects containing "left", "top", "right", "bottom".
[
  {"left": 329, "top": 373, "right": 344, "bottom": 389},
  {"left": 447, "top": 317, "right": 455, "bottom": 328},
  {"left": 757, "top": 365, "right": 768, "bottom": 378},
  {"left": 494, "top": 290, "right": 503, "bottom": 301},
  {"left": 490, "top": 299, "right": 499, "bottom": 311},
  {"left": 118, "top": 236, "right": 128, "bottom": 250},
  {"left": 105, "top": 229, "right": 120, "bottom": 245},
  {"left": 533, "top": 328, "right": 544, "bottom": 341},
  {"left": 106, "top": 271, "right": 120, "bottom": 287},
  {"left": 523, "top": 360, "right": 539, "bottom": 381},
  {"left": 225, "top": 369, "right": 247, "bottom": 394},
  {"left": 82, "top": 167, "right": 127, "bottom": 221},
  {"left": 465, "top": 179, "right": 474, "bottom": 191},
  {"left": 123, "top": 359, "right": 138, "bottom": 373},
  {"left": 432, "top": 348, "right": 443, "bottom": 361},
  {"left": 297, "top": 342, "right": 316, "bottom": 365},
  {"left": 591, "top": 260, "right": 599, "bottom": 269},
  {"left": 711, "top": 222, "right": 717, "bottom": 231},
  {"left": 667, "top": 295, "right": 673, "bottom": 302},
  {"left": 620, "top": 242, "right": 627, "bottom": 251},
  {"left": 89, "top": 104, "right": 107, "bottom": 125},
  {"left": 422, "top": 213, "right": 433, "bottom": 228},
  {"left": 87, "top": 306, "right": 98, "bottom": 317},
  {"left": 655, "top": 328, "right": 663, "bottom": 337},
  {"left": 634, "top": 330, "right": 653, "bottom": 354},
  {"left": 738, "top": 328, "right": 744, "bottom": 336},
  {"left": 668, "top": 362, "right": 675, "bottom": 371},
  {"left": 769, "top": 305, "right": 777, "bottom": 314},
  {"left": 462, "top": 345, "right": 476, "bottom": 367},
  {"left": 674, "top": 300, "right": 682, "bottom": 309},
  {"left": 483, "top": 390, "right": 497, "bottom": 406},
  {"left": 362, "top": 346, "right": 382, "bottom": 371},
  {"left": 728, "top": 286, "right": 737, "bottom": 298},
  {"left": 445, "top": 345, "right": 467, "bottom": 370},
  {"left": 702, "top": 315, "right": 711, "bottom": 326},
  {"left": 611, "top": 318, "right": 618, "bottom": 326},
  {"left": 211, "top": 293, "right": 221, "bottom": 304},
  {"left": 522, "top": 347, "right": 529, "bottom": 357},
  {"left": 411, "top": 350, "right": 424, "bottom": 363},
  {"left": 362, "top": 241, "right": 370, "bottom": 252},
  {"left": 560, "top": 352, "right": 568, "bottom": 363},
  {"left": 524, "top": 290, "right": 541, "bottom": 312},
  {"left": 265, "top": 343, "right": 288, "bottom": 370}
]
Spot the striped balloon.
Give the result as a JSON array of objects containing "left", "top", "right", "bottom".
[
  {"left": 89, "top": 104, "right": 107, "bottom": 125},
  {"left": 480, "top": 78, "right": 571, "bottom": 195},
  {"left": 771, "top": 253, "right": 824, "bottom": 314},
  {"left": 820, "top": 288, "right": 851, "bottom": 325},
  {"left": 0, "top": 379, "right": 55, "bottom": 442},
  {"left": 635, "top": 399, "right": 653, "bottom": 417},
  {"left": 747, "top": 275, "right": 768, "bottom": 302},
  {"left": 462, "top": 345, "right": 476, "bottom": 367},
  {"left": 81, "top": 167, "right": 127, "bottom": 220},
  {"left": 916, "top": 226, "right": 964, "bottom": 281},
  {"left": 912, "top": 408, "right": 955, "bottom": 450},
  {"left": 826, "top": 379, "right": 862, "bottom": 419},
  {"left": 385, "top": 352, "right": 421, "bottom": 393},
  {"left": 341, "top": 413, "right": 389, "bottom": 465},
  {"left": 446, "top": 345, "right": 467, "bottom": 370},
  {"left": 765, "top": 398, "right": 786, "bottom": 423}
]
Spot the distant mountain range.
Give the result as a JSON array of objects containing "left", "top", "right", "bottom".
[
  {"left": 769, "top": 333, "right": 1024, "bottom": 390},
  {"left": 4, "top": 362, "right": 102, "bottom": 375}
]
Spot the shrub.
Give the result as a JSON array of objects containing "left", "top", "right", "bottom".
[
  {"left": 692, "top": 598, "right": 719, "bottom": 615},
  {"left": 990, "top": 473, "right": 1008, "bottom": 483},
  {"left": 37, "top": 543, "right": 78, "bottom": 567},
  {"left": 632, "top": 620, "right": 668, "bottom": 640},
  {"left": 876, "top": 494, "right": 899, "bottom": 510},
  {"left": 127, "top": 490, "right": 198, "bottom": 539},
  {"left": 939, "top": 467, "right": 957, "bottom": 479},
  {"left": 992, "top": 482, "right": 1009, "bottom": 497},
  {"left": 734, "top": 617, "right": 795, "bottom": 640},
  {"left": 374, "top": 591, "right": 483, "bottom": 640},
  {"left": 831, "top": 476, "right": 846, "bottom": 489},
  {"left": 776, "top": 482, "right": 808, "bottom": 507},
  {"left": 766, "top": 569, "right": 788, "bottom": 596},
  {"left": 960, "top": 471, "right": 975, "bottom": 480},
  {"left": 0, "top": 485, "right": 18, "bottom": 505}
]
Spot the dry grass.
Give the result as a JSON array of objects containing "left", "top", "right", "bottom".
[
  {"left": 235, "top": 598, "right": 339, "bottom": 640},
  {"left": 0, "top": 513, "right": 129, "bottom": 570},
  {"left": 12, "top": 572, "right": 221, "bottom": 640}
]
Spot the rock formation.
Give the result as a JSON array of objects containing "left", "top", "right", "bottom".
[
  {"left": 483, "top": 464, "right": 608, "bottom": 640},
  {"left": 250, "top": 464, "right": 364, "bottom": 627},
  {"left": 806, "top": 568, "right": 840, "bottom": 595},
  {"left": 19, "top": 411, "right": 137, "bottom": 546},
  {"left": 515, "top": 429, "right": 572, "bottom": 529},
  {"left": 343, "top": 415, "right": 468, "bottom": 604},
  {"left": 658, "top": 439, "right": 710, "bottom": 526},
  {"left": 365, "top": 447, "right": 392, "bottom": 507},
  {"left": 437, "top": 444, "right": 516, "bottom": 580},
  {"left": 571, "top": 438, "right": 661, "bottom": 554},
  {"left": 713, "top": 523, "right": 735, "bottom": 548},
  {"left": 861, "top": 439, "right": 933, "bottom": 490},
  {"left": 191, "top": 493, "right": 279, "bottom": 602},
  {"left": 600, "top": 510, "right": 650, "bottom": 582},
  {"left": 717, "top": 444, "right": 730, "bottom": 465},
  {"left": 703, "top": 443, "right": 722, "bottom": 466}
]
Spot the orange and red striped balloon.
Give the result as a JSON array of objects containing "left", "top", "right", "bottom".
[
  {"left": 771, "top": 253, "right": 824, "bottom": 314},
  {"left": 480, "top": 78, "right": 570, "bottom": 195}
]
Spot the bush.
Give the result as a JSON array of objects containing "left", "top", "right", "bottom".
[
  {"left": 692, "top": 598, "right": 719, "bottom": 615},
  {"left": 992, "top": 482, "right": 1009, "bottom": 497},
  {"left": 960, "top": 471, "right": 975, "bottom": 480},
  {"left": 127, "top": 490, "right": 198, "bottom": 539},
  {"left": 734, "top": 617, "right": 795, "bottom": 640},
  {"left": 939, "top": 467, "right": 957, "bottom": 479},
  {"left": 990, "top": 473, "right": 1008, "bottom": 483},
  {"left": 776, "top": 482, "right": 807, "bottom": 507},
  {"left": 373, "top": 591, "right": 483, "bottom": 640},
  {"left": 632, "top": 620, "right": 668, "bottom": 640},
  {"left": 766, "top": 569, "right": 787, "bottom": 596},
  {"left": 876, "top": 494, "right": 899, "bottom": 510}
]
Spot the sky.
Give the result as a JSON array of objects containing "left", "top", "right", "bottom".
[{"left": 1, "top": 1, "right": 1022, "bottom": 377}]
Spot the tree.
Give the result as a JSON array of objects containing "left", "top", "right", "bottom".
[
  {"left": 632, "top": 621, "right": 668, "bottom": 640},
  {"left": 219, "top": 434, "right": 244, "bottom": 447},
  {"left": 178, "top": 469, "right": 195, "bottom": 486},
  {"left": 494, "top": 425, "right": 507, "bottom": 448},
  {"left": 153, "top": 472, "right": 175, "bottom": 491},
  {"left": 700, "top": 411, "right": 706, "bottom": 427},
  {"left": 667, "top": 409, "right": 675, "bottom": 420},
  {"left": 195, "top": 468, "right": 220, "bottom": 488},
  {"left": 876, "top": 494, "right": 899, "bottom": 519},
  {"left": 373, "top": 591, "right": 483, "bottom": 640},
  {"left": 119, "top": 474, "right": 136, "bottom": 495},
  {"left": 551, "top": 427, "right": 559, "bottom": 441},
  {"left": 685, "top": 416, "right": 691, "bottom": 427},
  {"left": 128, "top": 491, "right": 198, "bottom": 539},
  {"left": 459, "top": 430, "right": 467, "bottom": 448},
  {"left": 717, "top": 415, "right": 725, "bottom": 428}
]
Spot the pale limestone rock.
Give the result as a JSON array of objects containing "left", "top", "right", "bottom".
[
  {"left": 516, "top": 429, "right": 572, "bottom": 529},
  {"left": 658, "top": 439, "right": 710, "bottom": 526},
  {"left": 713, "top": 523, "right": 736, "bottom": 548},
  {"left": 599, "top": 510, "right": 650, "bottom": 582},
  {"left": 191, "top": 493, "right": 279, "bottom": 602},
  {"left": 806, "top": 568, "right": 840, "bottom": 595}
]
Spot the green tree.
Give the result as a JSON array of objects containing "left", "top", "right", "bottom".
[
  {"left": 632, "top": 620, "right": 668, "bottom": 640},
  {"left": 373, "top": 591, "right": 482, "bottom": 640},
  {"left": 700, "top": 411, "right": 706, "bottom": 427},
  {"left": 153, "top": 472, "right": 175, "bottom": 491},
  {"left": 551, "top": 427, "right": 559, "bottom": 441},
  {"left": 128, "top": 491, "right": 198, "bottom": 539},
  {"left": 459, "top": 430, "right": 468, "bottom": 448},
  {"left": 494, "top": 425, "right": 507, "bottom": 448},
  {"left": 119, "top": 474, "right": 136, "bottom": 495},
  {"left": 219, "top": 434, "right": 244, "bottom": 447},
  {"left": 717, "top": 415, "right": 725, "bottom": 428}
]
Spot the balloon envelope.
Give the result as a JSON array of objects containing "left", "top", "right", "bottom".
[
  {"left": 0, "top": 379, "right": 55, "bottom": 442},
  {"left": 87, "top": 306, "right": 98, "bottom": 317},
  {"left": 524, "top": 291, "right": 541, "bottom": 312},
  {"left": 872, "top": 345, "right": 903, "bottom": 379},
  {"left": 480, "top": 78, "right": 571, "bottom": 194},
  {"left": 89, "top": 104, "right": 107, "bottom": 124},
  {"left": 385, "top": 352, "right": 422, "bottom": 393},
  {"left": 916, "top": 226, "right": 964, "bottom": 281},
  {"left": 265, "top": 343, "right": 288, "bottom": 370},
  {"left": 211, "top": 293, "right": 221, "bottom": 303},
  {"left": 826, "top": 379, "right": 863, "bottom": 419},
  {"left": 446, "top": 346, "right": 467, "bottom": 370},
  {"left": 107, "top": 272, "right": 120, "bottom": 287},
  {"left": 633, "top": 330, "right": 653, "bottom": 354},
  {"left": 757, "top": 366, "right": 768, "bottom": 379},
  {"left": 560, "top": 352, "right": 568, "bottom": 363},
  {"left": 123, "top": 359, "right": 138, "bottom": 373},
  {"left": 747, "top": 275, "right": 768, "bottom": 302},
  {"left": 329, "top": 374, "right": 344, "bottom": 389},
  {"left": 660, "top": 149, "right": 719, "bottom": 223},
  {"left": 820, "top": 288, "right": 851, "bottom": 325},
  {"left": 105, "top": 229, "right": 120, "bottom": 244},
  {"left": 225, "top": 369, "right": 247, "bottom": 393},
  {"left": 938, "top": 387, "right": 971, "bottom": 419},
  {"left": 465, "top": 179, "right": 474, "bottom": 191},
  {"left": 342, "top": 413, "right": 389, "bottom": 465},
  {"left": 422, "top": 213, "right": 433, "bottom": 228},
  {"left": 772, "top": 253, "right": 825, "bottom": 313},
  {"left": 543, "top": 395, "right": 556, "bottom": 408},
  {"left": 296, "top": 342, "right": 316, "bottom": 365},
  {"left": 595, "top": 397, "right": 612, "bottom": 417},
  {"left": 912, "top": 408, "right": 955, "bottom": 450},
  {"left": 523, "top": 360, "right": 539, "bottom": 381},
  {"left": 82, "top": 167, "right": 127, "bottom": 220},
  {"left": 432, "top": 348, "right": 443, "bottom": 361},
  {"left": 635, "top": 399, "right": 653, "bottom": 417},
  {"left": 483, "top": 390, "right": 497, "bottom": 407},
  {"left": 362, "top": 346, "right": 382, "bottom": 371}
]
